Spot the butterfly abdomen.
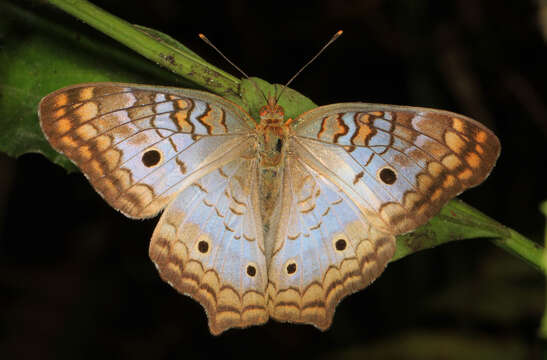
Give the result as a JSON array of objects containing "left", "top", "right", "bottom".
[{"left": 256, "top": 128, "right": 287, "bottom": 247}]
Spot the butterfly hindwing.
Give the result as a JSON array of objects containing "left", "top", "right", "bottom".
[
  {"left": 149, "top": 155, "right": 268, "bottom": 335},
  {"left": 292, "top": 103, "right": 500, "bottom": 234},
  {"left": 265, "top": 152, "right": 395, "bottom": 329},
  {"left": 39, "top": 83, "right": 254, "bottom": 218}
]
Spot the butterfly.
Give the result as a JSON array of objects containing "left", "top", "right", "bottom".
[{"left": 38, "top": 80, "right": 500, "bottom": 335}]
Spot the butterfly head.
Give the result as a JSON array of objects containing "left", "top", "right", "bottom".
[{"left": 259, "top": 96, "right": 285, "bottom": 125}]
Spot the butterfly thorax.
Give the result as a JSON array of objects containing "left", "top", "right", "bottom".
[
  {"left": 256, "top": 97, "right": 289, "bottom": 168},
  {"left": 256, "top": 97, "right": 290, "bottom": 235}
]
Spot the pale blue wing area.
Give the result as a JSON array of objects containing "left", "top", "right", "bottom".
[
  {"left": 149, "top": 156, "right": 268, "bottom": 335},
  {"left": 293, "top": 136, "right": 410, "bottom": 233},
  {"left": 266, "top": 149, "right": 395, "bottom": 330}
]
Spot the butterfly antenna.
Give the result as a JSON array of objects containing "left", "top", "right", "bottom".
[
  {"left": 276, "top": 30, "right": 343, "bottom": 103},
  {"left": 198, "top": 33, "right": 269, "bottom": 104}
]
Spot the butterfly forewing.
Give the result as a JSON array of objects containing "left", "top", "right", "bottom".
[
  {"left": 292, "top": 103, "right": 500, "bottom": 235},
  {"left": 39, "top": 83, "right": 255, "bottom": 218}
]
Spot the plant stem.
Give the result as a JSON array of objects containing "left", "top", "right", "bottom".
[
  {"left": 491, "top": 230, "right": 544, "bottom": 273},
  {"left": 538, "top": 201, "right": 547, "bottom": 338}
]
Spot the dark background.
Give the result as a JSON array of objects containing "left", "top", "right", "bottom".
[{"left": 1, "top": 0, "right": 547, "bottom": 359}]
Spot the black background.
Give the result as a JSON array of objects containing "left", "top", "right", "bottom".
[{"left": 1, "top": 0, "right": 547, "bottom": 359}]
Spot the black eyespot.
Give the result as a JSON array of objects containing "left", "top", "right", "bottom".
[
  {"left": 142, "top": 149, "right": 161, "bottom": 167},
  {"left": 276, "top": 139, "right": 283, "bottom": 152},
  {"left": 198, "top": 241, "right": 209, "bottom": 254},
  {"left": 246, "top": 265, "right": 256, "bottom": 277},
  {"left": 286, "top": 262, "right": 297, "bottom": 275},
  {"left": 335, "top": 239, "right": 347, "bottom": 251},
  {"left": 379, "top": 167, "right": 397, "bottom": 184}
]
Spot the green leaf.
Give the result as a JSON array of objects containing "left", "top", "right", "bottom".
[
  {"left": 395, "top": 199, "right": 543, "bottom": 272},
  {"left": 394, "top": 199, "right": 507, "bottom": 260},
  {"left": 240, "top": 78, "right": 316, "bottom": 121}
]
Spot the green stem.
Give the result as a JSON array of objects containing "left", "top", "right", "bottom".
[
  {"left": 538, "top": 201, "right": 547, "bottom": 338},
  {"left": 47, "top": 0, "right": 241, "bottom": 99},
  {"left": 491, "top": 230, "right": 544, "bottom": 273}
]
